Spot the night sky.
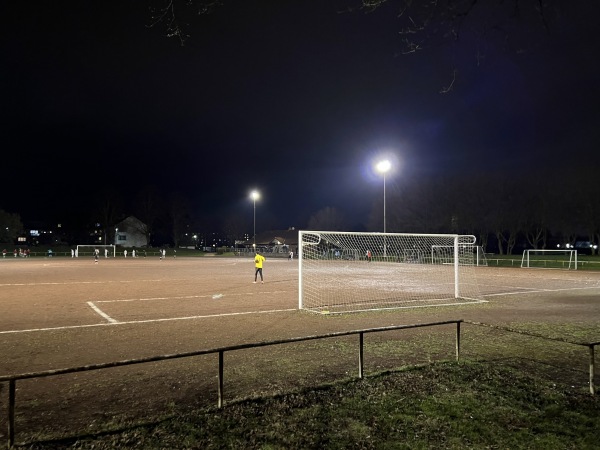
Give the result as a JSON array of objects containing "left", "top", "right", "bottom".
[{"left": 2, "top": 1, "right": 599, "bottom": 233}]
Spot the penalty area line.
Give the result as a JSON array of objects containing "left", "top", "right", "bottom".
[
  {"left": 87, "top": 301, "right": 119, "bottom": 323},
  {"left": 482, "top": 285, "right": 600, "bottom": 298},
  {"left": 0, "top": 308, "right": 298, "bottom": 335}
]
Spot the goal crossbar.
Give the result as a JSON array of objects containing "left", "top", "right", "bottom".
[
  {"left": 75, "top": 244, "right": 116, "bottom": 258},
  {"left": 520, "top": 249, "right": 578, "bottom": 270}
]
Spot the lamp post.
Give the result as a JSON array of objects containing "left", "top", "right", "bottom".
[
  {"left": 114, "top": 228, "right": 118, "bottom": 246},
  {"left": 376, "top": 160, "right": 391, "bottom": 258},
  {"left": 250, "top": 190, "right": 260, "bottom": 252}
]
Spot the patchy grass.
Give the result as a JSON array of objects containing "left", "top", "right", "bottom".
[{"left": 24, "top": 361, "right": 599, "bottom": 449}]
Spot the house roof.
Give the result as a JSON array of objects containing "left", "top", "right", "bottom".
[
  {"left": 115, "top": 215, "right": 145, "bottom": 228},
  {"left": 251, "top": 228, "right": 299, "bottom": 246}
]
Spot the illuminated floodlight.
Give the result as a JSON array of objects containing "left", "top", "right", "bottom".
[
  {"left": 250, "top": 190, "right": 260, "bottom": 251},
  {"left": 375, "top": 159, "right": 392, "bottom": 257},
  {"left": 375, "top": 159, "right": 391, "bottom": 175}
]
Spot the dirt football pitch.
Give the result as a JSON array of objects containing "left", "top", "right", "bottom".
[{"left": 1, "top": 255, "right": 599, "bottom": 443}]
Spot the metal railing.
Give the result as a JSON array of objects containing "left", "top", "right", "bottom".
[
  {"left": 0, "top": 320, "right": 462, "bottom": 449},
  {"left": 466, "top": 321, "right": 598, "bottom": 395}
]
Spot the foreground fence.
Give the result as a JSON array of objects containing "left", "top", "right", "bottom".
[
  {"left": 0, "top": 320, "right": 462, "bottom": 449},
  {"left": 2, "top": 319, "right": 597, "bottom": 448},
  {"left": 466, "top": 321, "right": 598, "bottom": 396}
]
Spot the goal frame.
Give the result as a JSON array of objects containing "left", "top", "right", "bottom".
[
  {"left": 432, "top": 245, "right": 488, "bottom": 267},
  {"left": 75, "top": 244, "right": 116, "bottom": 258},
  {"left": 520, "top": 249, "right": 578, "bottom": 270},
  {"left": 298, "top": 230, "right": 484, "bottom": 313}
]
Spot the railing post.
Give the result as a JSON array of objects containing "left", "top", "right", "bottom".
[
  {"left": 8, "top": 380, "right": 15, "bottom": 449},
  {"left": 590, "top": 345, "right": 595, "bottom": 395},
  {"left": 218, "top": 351, "right": 224, "bottom": 408},
  {"left": 358, "top": 332, "right": 364, "bottom": 379},
  {"left": 455, "top": 321, "right": 461, "bottom": 363}
]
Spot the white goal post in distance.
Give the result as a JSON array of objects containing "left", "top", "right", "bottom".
[
  {"left": 520, "top": 249, "right": 578, "bottom": 270},
  {"left": 298, "top": 231, "right": 485, "bottom": 314},
  {"left": 432, "top": 245, "right": 488, "bottom": 267},
  {"left": 75, "top": 244, "right": 116, "bottom": 258}
]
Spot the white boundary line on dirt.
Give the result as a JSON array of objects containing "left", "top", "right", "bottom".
[
  {"left": 94, "top": 290, "right": 291, "bottom": 303},
  {"left": 0, "top": 308, "right": 298, "bottom": 335},
  {"left": 87, "top": 301, "right": 119, "bottom": 323},
  {"left": 483, "top": 285, "right": 600, "bottom": 297},
  {"left": 0, "top": 279, "right": 178, "bottom": 287}
]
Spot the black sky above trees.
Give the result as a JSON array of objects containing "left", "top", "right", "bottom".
[{"left": 2, "top": 1, "right": 599, "bottom": 235}]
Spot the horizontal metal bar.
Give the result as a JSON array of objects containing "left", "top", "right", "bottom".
[{"left": 0, "top": 320, "right": 462, "bottom": 383}]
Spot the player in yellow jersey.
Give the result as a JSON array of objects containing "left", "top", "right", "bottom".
[{"left": 254, "top": 252, "right": 266, "bottom": 283}]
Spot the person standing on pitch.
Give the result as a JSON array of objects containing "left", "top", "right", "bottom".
[{"left": 254, "top": 252, "right": 266, "bottom": 283}]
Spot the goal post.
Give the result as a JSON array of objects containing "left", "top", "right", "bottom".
[
  {"left": 521, "top": 249, "right": 578, "bottom": 270},
  {"left": 298, "top": 231, "right": 485, "bottom": 314},
  {"left": 432, "top": 245, "right": 488, "bottom": 267},
  {"left": 75, "top": 244, "right": 116, "bottom": 258}
]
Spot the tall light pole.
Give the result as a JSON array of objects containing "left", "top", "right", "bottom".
[
  {"left": 376, "top": 160, "right": 391, "bottom": 258},
  {"left": 250, "top": 190, "right": 260, "bottom": 252}
]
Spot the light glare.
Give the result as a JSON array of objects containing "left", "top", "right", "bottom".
[{"left": 376, "top": 159, "right": 391, "bottom": 174}]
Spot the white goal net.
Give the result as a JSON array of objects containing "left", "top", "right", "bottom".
[
  {"left": 520, "top": 249, "right": 578, "bottom": 270},
  {"left": 299, "top": 231, "right": 485, "bottom": 314},
  {"left": 75, "top": 244, "right": 116, "bottom": 258}
]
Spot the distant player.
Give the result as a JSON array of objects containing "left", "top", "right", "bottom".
[
  {"left": 254, "top": 252, "right": 266, "bottom": 284},
  {"left": 94, "top": 248, "right": 99, "bottom": 264}
]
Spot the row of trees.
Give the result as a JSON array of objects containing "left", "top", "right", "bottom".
[
  {"left": 306, "top": 170, "right": 600, "bottom": 255},
  {"left": 2, "top": 171, "right": 599, "bottom": 255}
]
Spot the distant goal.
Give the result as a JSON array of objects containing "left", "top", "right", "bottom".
[
  {"left": 520, "top": 249, "right": 578, "bottom": 270},
  {"left": 298, "top": 231, "right": 486, "bottom": 314},
  {"left": 75, "top": 244, "right": 116, "bottom": 258}
]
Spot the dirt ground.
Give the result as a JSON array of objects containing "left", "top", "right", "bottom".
[{"left": 1, "top": 256, "right": 599, "bottom": 444}]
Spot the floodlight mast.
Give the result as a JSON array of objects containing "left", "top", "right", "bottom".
[
  {"left": 376, "top": 160, "right": 391, "bottom": 257},
  {"left": 250, "top": 190, "right": 260, "bottom": 252}
]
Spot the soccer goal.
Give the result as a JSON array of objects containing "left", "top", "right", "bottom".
[
  {"left": 75, "top": 244, "right": 116, "bottom": 258},
  {"left": 298, "top": 231, "right": 486, "bottom": 314},
  {"left": 432, "top": 245, "right": 488, "bottom": 267},
  {"left": 520, "top": 249, "right": 578, "bottom": 270}
]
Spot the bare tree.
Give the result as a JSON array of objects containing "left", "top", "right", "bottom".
[
  {"left": 520, "top": 177, "right": 550, "bottom": 249},
  {"left": 0, "top": 209, "right": 23, "bottom": 244},
  {"left": 134, "top": 185, "right": 164, "bottom": 246},
  {"left": 92, "top": 188, "right": 124, "bottom": 244},
  {"left": 223, "top": 213, "right": 247, "bottom": 247},
  {"left": 575, "top": 170, "right": 600, "bottom": 255},
  {"left": 147, "top": 0, "right": 223, "bottom": 45},
  {"left": 168, "top": 193, "right": 191, "bottom": 248},
  {"left": 146, "top": 0, "right": 563, "bottom": 90}
]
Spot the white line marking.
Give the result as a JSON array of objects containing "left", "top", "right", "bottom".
[
  {"left": 0, "top": 279, "right": 173, "bottom": 287},
  {"left": 87, "top": 301, "right": 119, "bottom": 323},
  {"left": 95, "top": 291, "right": 291, "bottom": 303},
  {"left": 0, "top": 308, "right": 297, "bottom": 335},
  {"left": 483, "top": 285, "right": 600, "bottom": 297}
]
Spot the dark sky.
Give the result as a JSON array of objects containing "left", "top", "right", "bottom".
[{"left": 2, "top": 1, "right": 599, "bottom": 231}]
